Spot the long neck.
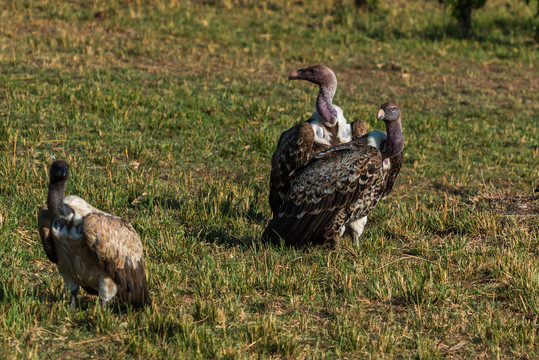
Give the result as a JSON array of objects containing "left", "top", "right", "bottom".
[
  {"left": 316, "top": 78, "right": 338, "bottom": 127},
  {"left": 381, "top": 118, "right": 404, "bottom": 159},
  {"left": 47, "top": 180, "right": 72, "bottom": 220}
]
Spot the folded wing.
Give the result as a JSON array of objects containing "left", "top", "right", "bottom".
[
  {"left": 83, "top": 213, "right": 150, "bottom": 307},
  {"left": 269, "top": 122, "right": 315, "bottom": 214},
  {"left": 264, "top": 141, "right": 382, "bottom": 247}
]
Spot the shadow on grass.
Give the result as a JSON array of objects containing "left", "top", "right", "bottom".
[
  {"left": 8, "top": 280, "right": 151, "bottom": 314},
  {"left": 131, "top": 195, "right": 268, "bottom": 222},
  {"left": 38, "top": 288, "right": 64, "bottom": 305},
  {"left": 192, "top": 226, "right": 261, "bottom": 248},
  {"left": 67, "top": 295, "right": 151, "bottom": 315},
  {"left": 431, "top": 182, "right": 474, "bottom": 197},
  {"left": 244, "top": 206, "right": 268, "bottom": 222}
]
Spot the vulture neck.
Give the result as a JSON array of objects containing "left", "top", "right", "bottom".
[
  {"left": 381, "top": 118, "right": 404, "bottom": 159},
  {"left": 316, "top": 78, "right": 338, "bottom": 127},
  {"left": 47, "top": 180, "right": 73, "bottom": 220}
]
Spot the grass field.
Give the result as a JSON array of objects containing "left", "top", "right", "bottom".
[{"left": 0, "top": 0, "right": 538, "bottom": 358}]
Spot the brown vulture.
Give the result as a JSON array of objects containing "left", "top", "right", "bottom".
[
  {"left": 263, "top": 102, "right": 403, "bottom": 248},
  {"left": 269, "top": 64, "right": 369, "bottom": 238},
  {"left": 38, "top": 160, "right": 150, "bottom": 308}
]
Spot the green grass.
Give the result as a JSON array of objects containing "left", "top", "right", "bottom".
[{"left": 0, "top": 0, "right": 538, "bottom": 358}]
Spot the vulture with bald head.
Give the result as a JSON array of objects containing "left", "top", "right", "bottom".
[
  {"left": 38, "top": 160, "right": 150, "bottom": 308},
  {"left": 269, "top": 64, "right": 369, "bottom": 237},
  {"left": 263, "top": 102, "right": 403, "bottom": 248}
]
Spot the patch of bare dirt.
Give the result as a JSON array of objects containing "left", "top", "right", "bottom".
[{"left": 472, "top": 190, "right": 539, "bottom": 216}]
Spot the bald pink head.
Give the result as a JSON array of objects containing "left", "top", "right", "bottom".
[
  {"left": 288, "top": 64, "right": 339, "bottom": 127},
  {"left": 377, "top": 102, "right": 400, "bottom": 122},
  {"left": 288, "top": 64, "right": 337, "bottom": 92}
]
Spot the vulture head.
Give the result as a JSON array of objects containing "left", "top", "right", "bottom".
[
  {"left": 377, "top": 102, "right": 403, "bottom": 159},
  {"left": 288, "top": 64, "right": 339, "bottom": 127},
  {"left": 47, "top": 160, "right": 74, "bottom": 220},
  {"left": 288, "top": 64, "right": 337, "bottom": 89},
  {"left": 377, "top": 102, "right": 400, "bottom": 122},
  {"left": 49, "top": 160, "right": 70, "bottom": 184}
]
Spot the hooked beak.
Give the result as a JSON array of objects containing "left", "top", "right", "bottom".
[
  {"left": 377, "top": 109, "right": 385, "bottom": 121},
  {"left": 288, "top": 69, "right": 301, "bottom": 81}
]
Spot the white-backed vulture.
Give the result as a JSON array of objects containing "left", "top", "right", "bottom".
[{"left": 38, "top": 160, "right": 150, "bottom": 308}]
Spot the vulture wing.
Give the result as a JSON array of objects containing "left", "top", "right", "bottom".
[
  {"left": 264, "top": 141, "right": 383, "bottom": 247},
  {"left": 37, "top": 205, "right": 58, "bottom": 263},
  {"left": 83, "top": 213, "right": 150, "bottom": 307},
  {"left": 269, "top": 122, "right": 315, "bottom": 214}
]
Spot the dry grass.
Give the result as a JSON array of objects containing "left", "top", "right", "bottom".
[{"left": 0, "top": 0, "right": 538, "bottom": 358}]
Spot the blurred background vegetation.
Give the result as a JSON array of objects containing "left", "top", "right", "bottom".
[{"left": 202, "top": 0, "right": 537, "bottom": 38}]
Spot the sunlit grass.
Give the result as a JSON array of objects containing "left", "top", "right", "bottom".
[{"left": 0, "top": 0, "right": 537, "bottom": 358}]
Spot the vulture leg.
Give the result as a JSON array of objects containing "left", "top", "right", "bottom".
[
  {"left": 332, "top": 229, "right": 344, "bottom": 249},
  {"left": 98, "top": 276, "right": 117, "bottom": 309},
  {"left": 345, "top": 216, "right": 368, "bottom": 246},
  {"left": 62, "top": 275, "right": 80, "bottom": 310},
  {"left": 69, "top": 288, "right": 79, "bottom": 310}
]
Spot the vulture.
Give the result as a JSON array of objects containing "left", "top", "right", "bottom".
[
  {"left": 38, "top": 160, "right": 150, "bottom": 308},
  {"left": 263, "top": 102, "right": 403, "bottom": 248},
  {"left": 269, "top": 64, "right": 369, "bottom": 237}
]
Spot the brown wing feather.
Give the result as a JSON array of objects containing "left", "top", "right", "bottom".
[
  {"left": 351, "top": 118, "right": 369, "bottom": 139},
  {"left": 83, "top": 213, "right": 150, "bottom": 307},
  {"left": 263, "top": 142, "right": 383, "bottom": 247},
  {"left": 269, "top": 122, "right": 316, "bottom": 214},
  {"left": 37, "top": 205, "right": 58, "bottom": 263}
]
